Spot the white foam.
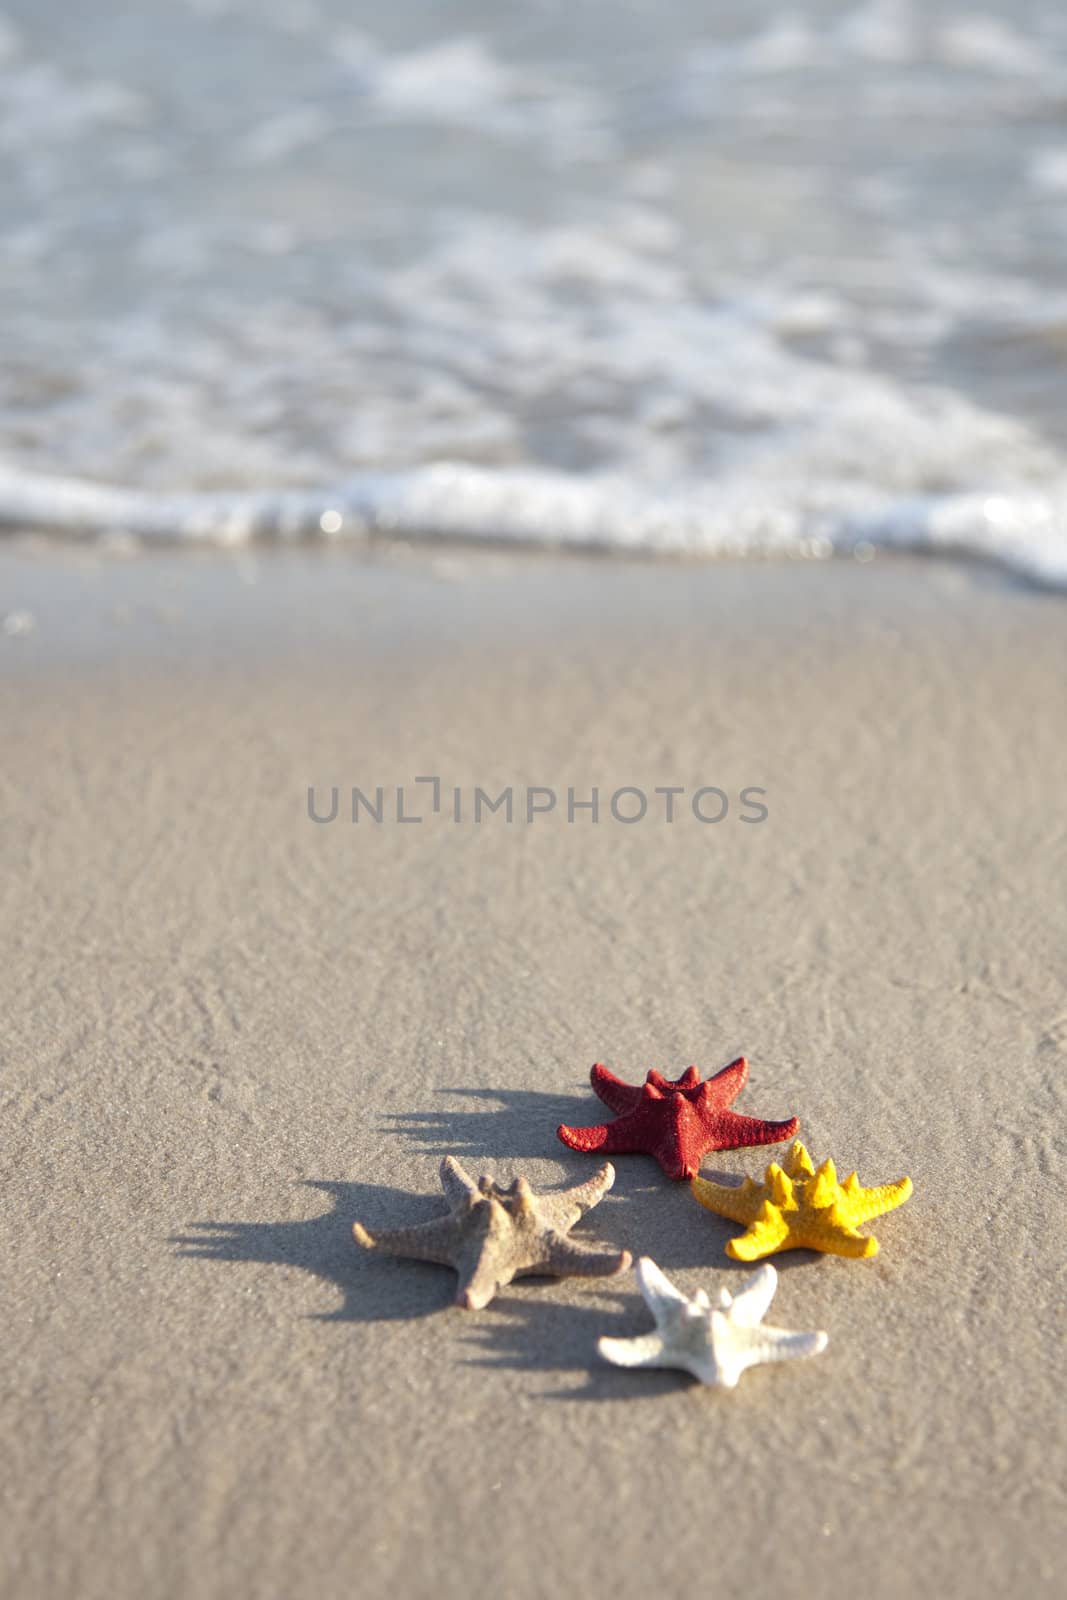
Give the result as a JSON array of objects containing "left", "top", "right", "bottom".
[
  {"left": 1027, "top": 147, "right": 1067, "bottom": 192},
  {"left": 2, "top": 4, "right": 1067, "bottom": 592},
  {"left": 235, "top": 106, "right": 332, "bottom": 165},
  {"left": 1, "top": 460, "right": 1065, "bottom": 588},
  {"left": 1, "top": 193, "right": 1065, "bottom": 585},
  {"left": 329, "top": 29, "right": 616, "bottom": 159},
  {"left": 935, "top": 17, "right": 1048, "bottom": 77},
  {"left": 0, "top": 67, "right": 148, "bottom": 155},
  {"left": 0, "top": 12, "right": 22, "bottom": 65}
]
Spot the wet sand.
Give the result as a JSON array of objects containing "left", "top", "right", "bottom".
[{"left": 1, "top": 545, "right": 1064, "bottom": 1599}]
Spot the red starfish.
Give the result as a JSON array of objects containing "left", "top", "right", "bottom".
[{"left": 557, "top": 1059, "right": 800, "bottom": 1181}]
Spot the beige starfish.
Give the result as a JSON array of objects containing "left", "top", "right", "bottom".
[{"left": 353, "top": 1157, "right": 631, "bottom": 1310}]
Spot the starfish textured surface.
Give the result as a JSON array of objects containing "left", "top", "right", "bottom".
[
  {"left": 352, "top": 1156, "right": 631, "bottom": 1310},
  {"left": 599, "top": 1257, "right": 828, "bottom": 1388},
  {"left": 691, "top": 1139, "right": 913, "bottom": 1260},
  {"left": 557, "top": 1058, "right": 799, "bottom": 1180}
]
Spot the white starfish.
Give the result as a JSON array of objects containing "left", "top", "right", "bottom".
[{"left": 598, "top": 1257, "right": 828, "bottom": 1388}]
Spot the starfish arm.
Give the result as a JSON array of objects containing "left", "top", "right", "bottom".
[
  {"left": 700, "top": 1055, "right": 749, "bottom": 1105},
  {"left": 712, "top": 1109, "right": 800, "bottom": 1150},
  {"left": 589, "top": 1062, "right": 644, "bottom": 1114},
  {"left": 453, "top": 1247, "right": 509, "bottom": 1311},
  {"left": 841, "top": 1175, "right": 913, "bottom": 1225},
  {"left": 598, "top": 1332, "right": 666, "bottom": 1369},
  {"left": 352, "top": 1214, "right": 458, "bottom": 1266},
  {"left": 439, "top": 1155, "right": 479, "bottom": 1208},
  {"left": 557, "top": 1118, "right": 625, "bottom": 1155},
  {"left": 725, "top": 1202, "right": 793, "bottom": 1261},
  {"left": 539, "top": 1163, "right": 616, "bottom": 1231},
  {"left": 743, "top": 1325, "right": 829, "bottom": 1367},
  {"left": 784, "top": 1140, "right": 815, "bottom": 1179},
  {"left": 725, "top": 1263, "right": 779, "bottom": 1327},
  {"left": 534, "top": 1239, "right": 632, "bottom": 1280},
  {"left": 808, "top": 1222, "right": 880, "bottom": 1258},
  {"left": 690, "top": 1354, "right": 734, "bottom": 1388},
  {"left": 648, "top": 1066, "right": 700, "bottom": 1092},
  {"left": 635, "top": 1256, "right": 688, "bottom": 1315},
  {"left": 691, "top": 1175, "right": 762, "bottom": 1226}
]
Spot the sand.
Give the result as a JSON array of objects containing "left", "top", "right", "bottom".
[{"left": 1, "top": 544, "right": 1064, "bottom": 1600}]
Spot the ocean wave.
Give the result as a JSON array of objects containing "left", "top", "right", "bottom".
[
  {"left": 2, "top": 461, "right": 1065, "bottom": 588},
  {"left": 4, "top": 2, "right": 1067, "bottom": 592}
]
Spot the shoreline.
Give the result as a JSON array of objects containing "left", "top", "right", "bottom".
[{"left": 0, "top": 456, "right": 1066, "bottom": 590}]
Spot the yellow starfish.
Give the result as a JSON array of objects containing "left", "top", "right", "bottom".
[{"left": 690, "top": 1140, "right": 913, "bottom": 1260}]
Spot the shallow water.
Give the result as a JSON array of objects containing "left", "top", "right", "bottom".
[{"left": 2, "top": 0, "right": 1067, "bottom": 581}]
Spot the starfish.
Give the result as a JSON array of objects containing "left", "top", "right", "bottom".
[
  {"left": 557, "top": 1058, "right": 799, "bottom": 1180},
  {"left": 598, "top": 1257, "right": 828, "bottom": 1388},
  {"left": 691, "top": 1139, "right": 913, "bottom": 1260},
  {"left": 352, "top": 1156, "right": 631, "bottom": 1310}
]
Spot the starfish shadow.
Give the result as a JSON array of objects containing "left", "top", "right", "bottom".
[
  {"left": 172, "top": 1143, "right": 823, "bottom": 1328},
  {"left": 592, "top": 1168, "right": 739, "bottom": 1272},
  {"left": 395, "top": 1094, "right": 747, "bottom": 1272},
  {"left": 459, "top": 1292, "right": 692, "bottom": 1402},
  {"left": 391, "top": 1089, "right": 816, "bottom": 1276},
  {"left": 172, "top": 1179, "right": 468, "bottom": 1322},
  {"left": 387, "top": 1085, "right": 586, "bottom": 1163}
]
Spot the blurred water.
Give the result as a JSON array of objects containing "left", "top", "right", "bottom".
[{"left": 2, "top": 0, "right": 1067, "bottom": 580}]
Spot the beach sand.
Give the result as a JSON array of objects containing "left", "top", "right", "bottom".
[{"left": 1, "top": 544, "right": 1064, "bottom": 1599}]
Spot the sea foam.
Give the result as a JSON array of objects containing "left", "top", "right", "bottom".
[{"left": 2, "top": 1, "right": 1067, "bottom": 587}]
